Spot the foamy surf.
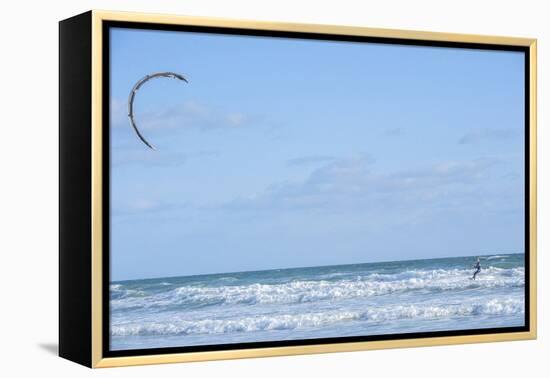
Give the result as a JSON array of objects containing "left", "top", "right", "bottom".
[
  {"left": 111, "top": 297, "right": 524, "bottom": 337},
  {"left": 110, "top": 253, "right": 525, "bottom": 350},
  {"left": 110, "top": 266, "right": 524, "bottom": 310}
]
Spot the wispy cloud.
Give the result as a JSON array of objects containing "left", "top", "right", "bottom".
[
  {"left": 110, "top": 97, "right": 248, "bottom": 166},
  {"left": 382, "top": 127, "right": 403, "bottom": 136},
  {"left": 224, "top": 155, "right": 504, "bottom": 215},
  {"left": 110, "top": 98, "right": 128, "bottom": 129},
  {"left": 111, "top": 99, "right": 254, "bottom": 132},
  {"left": 111, "top": 149, "right": 219, "bottom": 167},
  {"left": 458, "top": 128, "right": 519, "bottom": 144},
  {"left": 112, "top": 199, "right": 175, "bottom": 217},
  {"left": 286, "top": 155, "right": 336, "bottom": 167}
]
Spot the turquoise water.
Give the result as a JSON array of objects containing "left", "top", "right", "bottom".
[{"left": 110, "top": 253, "right": 525, "bottom": 350}]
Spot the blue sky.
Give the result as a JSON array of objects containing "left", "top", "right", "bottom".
[{"left": 109, "top": 28, "right": 525, "bottom": 281}]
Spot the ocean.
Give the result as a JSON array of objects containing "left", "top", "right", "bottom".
[{"left": 110, "top": 253, "right": 525, "bottom": 350}]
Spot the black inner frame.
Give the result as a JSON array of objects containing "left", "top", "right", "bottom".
[{"left": 102, "top": 20, "right": 531, "bottom": 358}]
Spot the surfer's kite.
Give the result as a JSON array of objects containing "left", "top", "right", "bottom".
[{"left": 128, "top": 72, "right": 188, "bottom": 149}]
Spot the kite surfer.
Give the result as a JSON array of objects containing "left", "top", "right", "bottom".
[{"left": 471, "top": 257, "right": 481, "bottom": 280}]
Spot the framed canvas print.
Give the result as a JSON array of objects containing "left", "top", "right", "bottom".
[{"left": 59, "top": 10, "right": 537, "bottom": 368}]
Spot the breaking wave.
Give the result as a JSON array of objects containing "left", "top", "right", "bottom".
[
  {"left": 110, "top": 267, "right": 524, "bottom": 311},
  {"left": 111, "top": 297, "right": 524, "bottom": 337}
]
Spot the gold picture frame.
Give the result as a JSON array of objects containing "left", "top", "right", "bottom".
[{"left": 59, "top": 10, "right": 537, "bottom": 368}]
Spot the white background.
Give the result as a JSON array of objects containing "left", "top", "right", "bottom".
[{"left": 0, "top": 0, "right": 547, "bottom": 376}]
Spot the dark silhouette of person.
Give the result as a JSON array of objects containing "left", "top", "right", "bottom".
[{"left": 472, "top": 257, "right": 481, "bottom": 280}]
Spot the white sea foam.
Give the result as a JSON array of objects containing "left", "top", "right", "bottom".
[
  {"left": 111, "top": 297, "right": 524, "bottom": 337},
  {"left": 110, "top": 284, "right": 147, "bottom": 300},
  {"left": 110, "top": 267, "right": 524, "bottom": 311}
]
